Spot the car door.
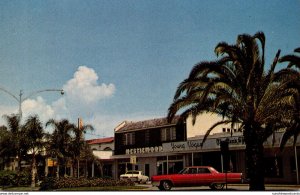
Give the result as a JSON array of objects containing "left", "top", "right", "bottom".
[
  {"left": 173, "top": 168, "right": 196, "bottom": 187},
  {"left": 182, "top": 167, "right": 198, "bottom": 186},
  {"left": 195, "top": 167, "right": 213, "bottom": 186}
]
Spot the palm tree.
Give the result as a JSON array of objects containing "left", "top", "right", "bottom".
[
  {"left": 0, "top": 125, "right": 11, "bottom": 169},
  {"left": 279, "top": 48, "right": 300, "bottom": 149},
  {"left": 22, "top": 115, "right": 45, "bottom": 187},
  {"left": 2, "top": 114, "right": 24, "bottom": 171},
  {"left": 69, "top": 121, "right": 94, "bottom": 178},
  {"left": 279, "top": 48, "right": 300, "bottom": 69},
  {"left": 167, "top": 32, "right": 299, "bottom": 190},
  {"left": 45, "top": 119, "right": 75, "bottom": 178}
]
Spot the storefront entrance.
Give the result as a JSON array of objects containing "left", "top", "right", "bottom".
[{"left": 157, "top": 155, "right": 184, "bottom": 175}]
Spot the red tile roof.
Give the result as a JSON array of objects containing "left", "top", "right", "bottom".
[
  {"left": 116, "top": 116, "right": 181, "bottom": 132},
  {"left": 87, "top": 137, "right": 114, "bottom": 144}
]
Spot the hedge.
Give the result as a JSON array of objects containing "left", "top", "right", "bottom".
[
  {"left": 39, "top": 177, "right": 135, "bottom": 190},
  {"left": 0, "top": 170, "right": 31, "bottom": 187}
]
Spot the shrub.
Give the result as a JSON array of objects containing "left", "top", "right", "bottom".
[
  {"left": 0, "top": 170, "right": 17, "bottom": 186},
  {"left": 39, "top": 177, "right": 134, "bottom": 190},
  {"left": 39, "top": 177, "right": 58, "bottom": 191},
  {"left": 16, "top": 170, "right": 31, "bottom": 186},
  {"left": 0, "top": 170, "right": 31, "bottom": 187}
]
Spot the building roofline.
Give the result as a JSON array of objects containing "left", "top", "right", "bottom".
[{"left": 114, "top": 116, "right": 182, "bottom": 133}]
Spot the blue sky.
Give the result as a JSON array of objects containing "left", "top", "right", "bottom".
[{"left": 0, "top": 0, "right": 299, "bottom": 138}]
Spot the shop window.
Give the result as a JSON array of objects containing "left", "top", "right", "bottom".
[
  {"left": 123, "top": 132, "right": 135, "bottom": 145},
  {"left": 161, "top": 127, "right": 176, "bottom": 142}
]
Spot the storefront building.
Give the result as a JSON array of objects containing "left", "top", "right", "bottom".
[
  {"left": 112, "top": 114, "right": 300, "bottom": 184},
  {"left": 113, "top": 116, "right": 186, "bottom": 179}
]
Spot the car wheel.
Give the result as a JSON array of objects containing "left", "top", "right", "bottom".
[
  {"left": 160, "top": 181, "right": 172, "bottom": 191},
  {"left": 210, "top": 183, "right": 224, "bottom": 190}
]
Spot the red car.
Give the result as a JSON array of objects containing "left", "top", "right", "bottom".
[{"left": 151, "top": 166, "right": 243, "bottom": 190}]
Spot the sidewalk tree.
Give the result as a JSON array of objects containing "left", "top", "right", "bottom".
[
  {"left": 2, "top": 114, "right": 25, "bottom": 171},
  {"left": 22, "top": 115, "right": 45, "bottom": 187},
  {"left": 167, "top": 32, "right": 299, "bottom": 190},
  {"left": 69, "top": 123, "right": 94, "bottom": 178},
  {"left": 45, "top": 119, "right": 75, "bottom": 178}
]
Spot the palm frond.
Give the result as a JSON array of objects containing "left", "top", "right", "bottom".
[{"left": 201, "top": 120, "right": 232, "bottom": 146}]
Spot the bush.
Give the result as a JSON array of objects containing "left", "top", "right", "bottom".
[
  {"left": 39, "top": 177, "right": 58, "bottom": 191},
  {"left": 39, "top": 177, "right": 134, "bottom": 191},
  {"left": 0, "top": 170, "right": 31, "bottom": 187},
  {"left": 16, "top": 170, "right": 31, "bottom": 186},
  {"left": 0, "top": 170, "right": 17, "bottom": 186}
]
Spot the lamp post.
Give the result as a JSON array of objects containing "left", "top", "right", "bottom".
[{"left": 0, "top": 87, "right": 64, "bottom": 118}]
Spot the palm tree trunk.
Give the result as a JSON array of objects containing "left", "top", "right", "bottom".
[
  {"left": 244, "top": 125, "right": 265, "bottom": 190},
  {"left": 77, "top": 158, "right": 80, "bottom": 178},
  {"left": 31, "top": 154, "right": 36, "bottom": 188},
  {"left": 56, "top": 157, "right": 60, "bottom": 179}
]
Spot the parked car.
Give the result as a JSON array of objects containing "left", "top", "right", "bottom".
[
  {"left": 120, "top": 170, "right": 149, "bottom": 183},
  {"left": 151, "top": 166, "right": 243, "bottom": 190}
]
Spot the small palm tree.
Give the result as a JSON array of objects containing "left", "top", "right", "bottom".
[
  {"left": 45, "top": 119, "right": 75, "bottom": 178},
  {"left": 22, "top": 115, "right": 45, "bottom": 187},
  {"left": 168, "top": 32, "right": 299, "bottom": 190}
]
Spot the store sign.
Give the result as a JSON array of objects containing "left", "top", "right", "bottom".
[
  {"left": 215, "top": 137, "right": 245, "bottom": 146},
  {"left": 126, "top": 146, "right": 163, "bottom": 155},
  {"left": 163, "top": 136, "right": 245, "bottom": 152},
  {"left": 163, "top": 140, "right": 203, "bottom": 152}
]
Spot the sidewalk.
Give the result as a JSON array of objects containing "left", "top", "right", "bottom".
[
  {"left": 228, "top": 184, "right": 300, "bottom": 191},
  {"left": 138, "top": 183, "right": 300, "bottom": 191}
]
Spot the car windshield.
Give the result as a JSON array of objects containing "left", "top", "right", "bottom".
[
  {"left": 126, "top": 171, "right": 139, "bottom": 174},
  {"left": 209, "top": 167, "right": 219, "bottom": 173}
]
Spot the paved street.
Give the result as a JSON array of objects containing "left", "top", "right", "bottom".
[{"left": 137, "top": 183, "right": 300, "bottom": 191}]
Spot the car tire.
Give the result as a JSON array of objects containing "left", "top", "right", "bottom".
[
  {"left": 160, "top": 181, "right": 172, "bottom": 191},
  {"left": 210, "top": 183, "right": 225, "bottom": 190}
]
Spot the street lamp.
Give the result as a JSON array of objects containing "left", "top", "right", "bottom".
[{"left": 0, "top": 87, "right": 64, "bottom": 118}]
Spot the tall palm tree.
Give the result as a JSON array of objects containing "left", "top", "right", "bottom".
[
  {"left": 167, "top": 32, "right": 299, "bottom": 190},
  {"left": 69, "top": 121, "right": 94, "bottom": 178},
  {"left": 2, "top": 114, "right": 24, "bottom": 171},
  {"left": 22, "top": 115, "right": 45, "bottom": 187},
  {"left": 45, "top": 119, "right": 75, "bottom": 178}
]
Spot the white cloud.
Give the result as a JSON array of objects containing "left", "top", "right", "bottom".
[
  {"left": 63, "top": 66, "right": 115, "bottom": 105},
  {"left": 22, "top": 96, "right": 55, "bottom": 122}
]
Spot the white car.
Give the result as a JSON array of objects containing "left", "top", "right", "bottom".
[{"left": 120, "top": 170, "right": 149, "bottom": 183}]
